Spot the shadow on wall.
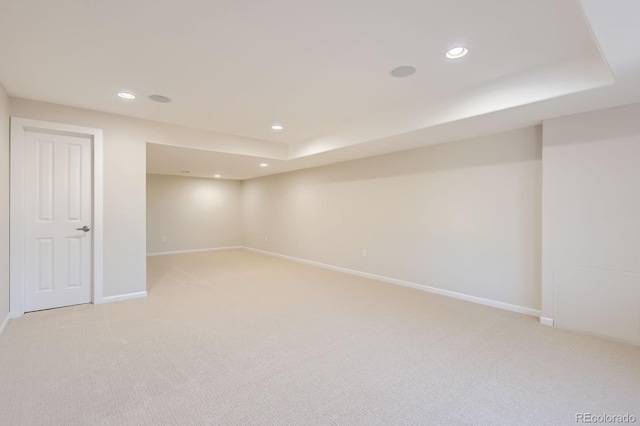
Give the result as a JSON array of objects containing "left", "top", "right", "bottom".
[{"left": 543, "top": 103, "right": 640, "bottom": 147}]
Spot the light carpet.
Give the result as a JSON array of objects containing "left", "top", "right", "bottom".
[{"left": 0, "top": 249, "right": 639, "bottom": 425}]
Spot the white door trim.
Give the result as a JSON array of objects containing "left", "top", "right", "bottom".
[{"left": 10, "top": 117, "right": 104, "bottom": 317}]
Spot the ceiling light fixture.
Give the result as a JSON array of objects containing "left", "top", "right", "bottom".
[
  {"left": 149, "top": 95, "right": 172, "bottom": 103},
  {"left": 390, "top": 66, "right": 417, "bottom": 78},
  {"left": 259, "top": 163, "right": 269, "bottom": 167},
  {"left": 213, "top": 174, "right": 221, "bottom": 178},
  {"left": 181, "top": 171, "right": 190, "bottom": 174},
  {"left": 271, "top": 124, "right": 283, "bottom": 130},
  {"left": 117, "top": 92, "right": 136, "bottom": 100},
  {"left": 445, "top": 47, "right": 468, "bottom": 59}
]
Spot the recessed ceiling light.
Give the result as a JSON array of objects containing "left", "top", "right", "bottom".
[
  {"left": 259, "top": 163, "right": 269, "bottom": 167},
  {"left": 181, "top": 170, "right": 190, "bottom": 174},
  {"left": 390, "top": 66, "right": 417, "bottom": 78},
  {"left": 117, "top": 92, "right": 136, "bottom": 100},
  {"left": 213, "top": 174, "right": 221, "bottom": 178},
  {"left": 446, "top": 47, "right": 468, "bottom": 59},
  {"left": 271, "top": 124, "right": 283, "bottom": 130},
  {"left": 149, "top": 95, "right": 172, "bottom": 103}
]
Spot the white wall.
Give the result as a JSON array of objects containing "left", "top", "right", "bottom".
[
  {"left": 243, "top": 127, "right": 542, "bottom": 312},
  {"left": 147, "top": 174, "right": 242, "bottom": 254},
  {"left": 0, "top": 83, "right": 9, "bottom": 323},
  {"left": 542, "top": 102, "right": 640, "bottom": 343},
  {"left": 9, "top": 99, "right": 151, "bottom": 297}
]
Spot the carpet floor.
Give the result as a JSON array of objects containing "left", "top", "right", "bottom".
[{"left": 0, "top": 249, "right": 639, "bottom": 425}]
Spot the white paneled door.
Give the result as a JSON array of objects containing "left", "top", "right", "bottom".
[{"left": 23, "top": 130, "right": 93, "bottom": 312}]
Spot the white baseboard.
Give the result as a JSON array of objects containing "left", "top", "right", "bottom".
[
  {"left": 243, "top": 247, "right": 542, "bottom": 318},
  {"left": 102, "top": 291, "right": 148, "bottom": 303},
  {"left": 0, "top": 312, "right": 11, "bottom": 335},
  {"left": 147, "top": 246, "right": 242, "bottom": 257},
  {"left": 539, "top": 316, "right": 554, "bottom": 326}
]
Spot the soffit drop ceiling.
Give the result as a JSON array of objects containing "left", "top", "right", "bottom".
[{"left": 2, "top": 0, "right": 640, "bottom": 179}]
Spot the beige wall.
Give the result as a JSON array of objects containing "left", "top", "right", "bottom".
[
  {"left": 147, "top": 174, "right": 242, "bottom": 254},
  {"left": 6, "top": 95, "right": 639, "bottom": 333},
  {"left": 0, "top": 83, "right": 9, "bottom": 322},
  {"left": 542, "top": 102, "right": 640, "bottom": 343},
  {"left": 7, "top": 95, "right": 638, "bottom": 336},
  {"left": 10, "top": 99, "right": 150, "bottom": 297},
  {"left": 243, "top": 126, "right": 542, "bottom": 311}
]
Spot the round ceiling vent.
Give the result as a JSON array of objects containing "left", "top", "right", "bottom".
[
  {"left": 149, "top": 95, "right": 172, "bottom": 103},
  {"left": 390, "top": 66, "right": 417, "bottom": 78}
]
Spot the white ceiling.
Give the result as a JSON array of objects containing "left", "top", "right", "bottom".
[{"left": 2, "top": 0, "right": 640, "bottom": 179}]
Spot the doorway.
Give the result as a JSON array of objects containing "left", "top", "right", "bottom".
[{"left": 10, "top": 118, "right": 104, "bottom": 316}]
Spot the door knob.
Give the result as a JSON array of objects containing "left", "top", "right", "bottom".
[{"left": 76, "top": 225, "right": 91, "bottom": 232}]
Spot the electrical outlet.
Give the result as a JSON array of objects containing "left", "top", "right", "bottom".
[
  {"left": 161, "top": 236, "right": 167, "bottom": 243},
  {"left": 362, "top": 249, "right": 367, "bottom": 258},
  {"left": 264, "top": 235, "right": 269, "bottom": 242}
]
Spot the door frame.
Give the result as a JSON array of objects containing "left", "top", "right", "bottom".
[{"left": 10, "top": 117, "right": 104, "bottom": 317}]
